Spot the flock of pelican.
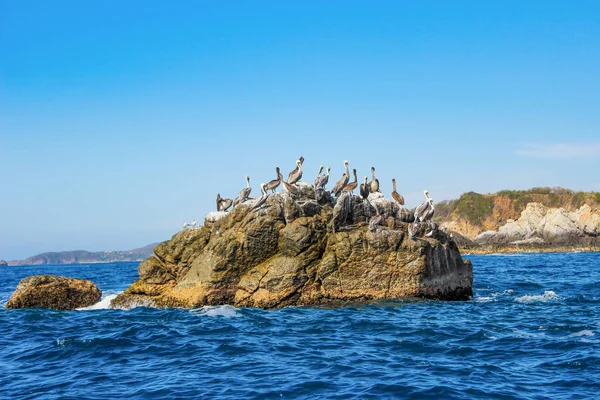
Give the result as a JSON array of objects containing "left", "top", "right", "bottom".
[{"left": 185, "top": 157, "right": 438, "bottom": 238}]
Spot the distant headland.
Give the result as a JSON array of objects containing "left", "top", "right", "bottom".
[
  {"left": 435, "top": 187, "right": 600, "bottom": 254},
  {"left": 3, "top": 244, "right": 159, "bottom": 266}
]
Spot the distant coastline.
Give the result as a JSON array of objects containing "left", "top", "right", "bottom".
[{"left": 2, "top": 243, "right": 159, "bottom": 266}]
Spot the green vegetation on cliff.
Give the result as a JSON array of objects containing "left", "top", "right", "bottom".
[{"left": 435, "top": 187, "right": 600, "bottom": 232}]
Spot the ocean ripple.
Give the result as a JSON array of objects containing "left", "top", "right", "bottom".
[{"left": 1, "top": 255, "right": 600, "bottom": 399}]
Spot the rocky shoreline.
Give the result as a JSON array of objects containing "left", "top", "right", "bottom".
[
  {"left": 111, "top": 184, "right": 473, "bottom": 309},
  {"left": 461, "top": 245, "right": 600, "bottom": 255}
]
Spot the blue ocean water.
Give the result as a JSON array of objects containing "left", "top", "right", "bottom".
[{"left": 0, "top": 253, "right": 598, "bottom": 399}]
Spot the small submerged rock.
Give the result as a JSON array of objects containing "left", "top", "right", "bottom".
[{"left": 6, "top": 275, "right": 102, "bottom": 310}]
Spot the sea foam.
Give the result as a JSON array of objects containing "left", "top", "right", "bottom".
[
  {"left": 190, "top": 305, "right": 241, "bottom": 318},
  {"left": 77, "top": 294, "right": 119, "bottom": 310},
  {"left": 515, "top": 290, "right": 561, "bottom": 303}
]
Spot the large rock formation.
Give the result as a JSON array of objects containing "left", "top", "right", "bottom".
[
  {"left": 112, "top": 184, "right": 472, "bottom": 309},
  {"left": 474, "top": 203, "right": 600, "bottom": 247},
  {"left": 0, "top": 260, "right": 7, "bottom": 267},
  {"left": 6, "top": 275, "right": 102, "bottom": 310}
]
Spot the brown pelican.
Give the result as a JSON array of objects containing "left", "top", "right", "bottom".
[
  {"left": 252, "top": 183, "right": 269, "bottom": 210},
  {"left": 414, "top": 190, "right": 432, "bottom": 222},
  {"left": 422, "top": 197, "right": 435, "bottom": 222},
  {"left": 265, "top": 167, "right": 283, "bottom": 193},
  {"left": 332, "top": 160, "right": 350, "bottom": 196},
  {"left": 288, "top": 159, "right": 303, "bottom": 185},
  {"left": 315, "top": 167, "right": 331, "bottom": 190},
  {"left": 282, "top": 180, "right": 299, "bottom": 195},
  {"left": 409, "top": 221, "right": 427, "bottom": 239},
  {"left": 233, "top": 176, "right": 251, "bottom": 207},
  {"left": 391, "top": 179, "right": 405, "bottom": 206},
  {"left": 369, "top": 207, "right": 383, "bottom": 231},
  {"left": 343, "top": 169, "right": 358, "bottom": 193},
  {"left": 216, "top": 193, "right": 233, "bottom": 212},
  {"left": 313, "top": 166, "right": 324, "bottom": 187},
  {"left": 299, "top": 156, "right": 305, "bottom": 165},
  {"left": 369, "top": 167, "right": 380, "bottom": 193},
  {"left": 360, "top": 176, "right": 369, "bottom": 200}
]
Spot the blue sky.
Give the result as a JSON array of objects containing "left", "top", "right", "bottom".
[{"left": 1, "top": 1, "right": 599, "bottom": 260}]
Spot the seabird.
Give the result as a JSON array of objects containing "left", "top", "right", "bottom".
[
  {"left": 282, "top": 180, "right": 299, "bottom": 195},
  {"left": 414, "top": 190, "right": 432, "bottom": 222},
  {"left": 233, "top": 176, "right": 252, "bottom": 207},
  {"left": 313, "top": 166, "right": 324, "bottom": 187},
  {"left": 360, "top": 176, "right": 369, "bottom": 200},
  {"left": 288, "top": 159, "right": 303, "bottom": 185},
  {"left": 342, "top": 169, "right": 358, "bottom": 193},
  {"left": 315, "top": 167, "right": 331, "bottom": 190},
  {"left": 369, "top": 167, "right": 380, "bottom": 193},
  {"left": 369, "top": 206, "right": 384, "bottom": 231},
  {"left": 422, "top": 197, "right": 435, "bottom": 222},
  {"left": 216, "top": 193, "right": 233, "bottom": 212},
  {"left": 391, "top": 179, "right": 405, "bottom": 206},
  {"left": 252, "top": 183, "right": 270, "bottom": 210},
  {"left": 331, "top": 160, "right": 350, "bottom": 196},
  {"left": 265, "top": 167, "right": 283, "bottom": 193}
]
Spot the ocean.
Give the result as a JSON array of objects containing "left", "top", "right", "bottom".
[{"left": 1, "top": 253, "right": 598, "bottom": 399}]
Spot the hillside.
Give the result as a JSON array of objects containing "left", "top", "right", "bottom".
[
  {"left": 435, "top": 187, "right": 600, "bottom": 241},
  {"left": 5, "top": 243, "right": 159, "bottom": 266}
]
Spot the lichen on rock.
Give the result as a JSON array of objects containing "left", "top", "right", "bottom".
[{"left": 112, "top": 183, "right": 473, "bottom": 309}]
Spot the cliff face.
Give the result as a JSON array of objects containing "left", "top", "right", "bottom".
[
  {"left": 475, "top": 203, "right": 600, "bottom": 247},
  {"left": 436, "top": 189, "right": 600, "bottom": 239},
  {"left": 436, "top": 189, "right": 600, "bottom": 250},
  {"left": 112, "top": 185, "right": 472, "bottom": 309}
]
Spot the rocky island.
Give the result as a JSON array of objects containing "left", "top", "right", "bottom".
[{"left": 112, "top": 183, "right": 473, "bottom": 309}]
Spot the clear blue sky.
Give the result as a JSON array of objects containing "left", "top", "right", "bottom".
[{"left": 1, "top": 1, "right": 599, "bottom": 260}]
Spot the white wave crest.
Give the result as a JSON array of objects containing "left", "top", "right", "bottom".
[
  {"left": 567, "top": 330, "right": 595, "bottom": 338},
  {"left": 190, "top": 305, "right": 241, "bottom": 318},
  {"left": 77, "top": 293, "right": 120, "bottom": 310},
  {"left": 515, "top": 290, "right": 561, "bottom": 304}
]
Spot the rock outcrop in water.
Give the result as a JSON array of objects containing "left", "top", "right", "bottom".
[
  {"left": 112, "top": 183, "right": 472, "bottom": 309},
  {"left": 6, "top": 275, "right": 102, "bottom": 310},
  {"left": 0, "top": 260, "right": 7, "bottom": 267}
]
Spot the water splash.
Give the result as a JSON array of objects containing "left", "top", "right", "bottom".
[
  {"left": 515, "top": 290, "right": 561, "bottom": 303},
  {"left": 190, "top": 305, "right": 241, "bottom": 318}
]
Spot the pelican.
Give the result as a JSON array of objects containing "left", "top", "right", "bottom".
[
  {"left": 288, "top": 159, "right": 303, "bottom": 185},
  {"left": 233, "top": 176, "right": 251, "bottom": 207},
  {"left": 313, "top": 166, "right": 324, "bottom": 187},
  {"left": 409, "top": 222, "right": 427, "bottom": 239},
  {"left": 422, "top": 197, "right": 435, "bottom": 222},
  {"left": 360, "top": 176, "right": 369, "bottom": 200},
  {"left": 331, "top": 160, "right": 350, "bottom": 196},
  {"left": 216, "top": 193, "right": 233, "bottom": 212},
  {"left": 252, "top": 183, "right": 270, "bottom": 210},
  {"left": 391, "top": 179, "right": 405, "bottom": 206},
  {"left": 369, "top": 207, "right": 383, "bottom": 231},
  {"left": 315, "top": 167, "right": 331, "bottom": 190},
  {"left": 343, "top": 169, "right": 358, "bottom": 193},
  {"left": 369, "top": 167, "right": 380, "bottom": 193},
  {"left": 265, "top": 167, "right": 283, "bottom": 193},
  {"left": 299, "top": 156, "right": 305, "bottom": 165},
  {"left": 282, "top": 180, "right": 299, "bottom": 195},
  {"left": 414, "top": 190, "right": 432, "bottom": 222}
]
